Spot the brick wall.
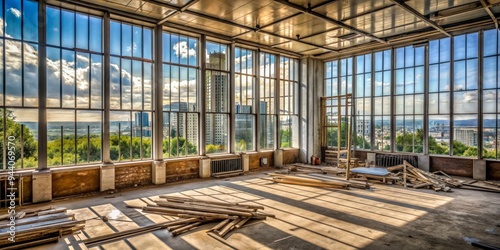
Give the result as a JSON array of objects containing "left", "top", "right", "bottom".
[
  {"left": 115, "top": 162, "right": 152, "bottom": 189},
  {"left": 52, "top": 168, "right": 100, "bottom": 198},
  {"left": 166, "top": 159, "right": 199, "bottom": 182}
]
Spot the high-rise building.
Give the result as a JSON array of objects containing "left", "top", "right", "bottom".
[
  {"left": 454, "top": 128, "right": 478, "bottom": 147},
  {"left": 134, "top": 112, "right": 151, "bottom": 137}
]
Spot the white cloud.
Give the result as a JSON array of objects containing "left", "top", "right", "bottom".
[
  {"left": 8, "top": 8, "right": 21, "bottom": 18},
  {"left": 173, "top": 41, "right": 196, "bottom": 58}
]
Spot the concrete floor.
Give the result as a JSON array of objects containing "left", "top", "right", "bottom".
[{"left": 24, "top": 169, "right": 500, "bottom": 250}]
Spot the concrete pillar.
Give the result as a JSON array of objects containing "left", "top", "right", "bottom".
[
  {"left": 199, "top": 157, "right": 211, "bottom": 178},
  {"left": 100, "top": 163, "right": 115, "bottom": 191},
  {"left": 241, "top": 153, "right": 250, "bottom": 172},
  {"left": 274, "top": 149, "right": 283, "bottom": 167},
  {"left": 152, "top": 160, "right": 166, "bottom": 184},
  {"left": 32, "top": 170, "right": 52, "bottom": 203},
  {"left": 367, "top": 152, "right": 376, "bottom": 167},
  {"left": 473, "top": 159, "right": 486, "bottom": 181},
  {"left": 418, "top": 155, "right": 430, "bottom": 172}
]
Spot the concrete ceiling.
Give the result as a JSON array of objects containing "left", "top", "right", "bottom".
[{"left": 54, "top": 0, "right": 500, "bottom": 58}]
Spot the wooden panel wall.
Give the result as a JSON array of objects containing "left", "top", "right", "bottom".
[
  {"left": 430, "top": 156, "right": 473, "bottom": 177},
  {"left": 283, "top": 149, "right": 299, "bottom": 164},
  {"left": 487, "top": 161, "right": 500, "bottom": 180},
  {"left": 22, "top": 175, "right": 32, "bottom": 204},
  {"left": 249, "top": 151, "right": 274, "bottom": 170},
  {"left": 115, "top": 163, "right": 152, "bottom": 189},
  {"left": 354, "top": 151, "right": 368, "bottom": 162},
  {"left": 166, "top": 159, "right": 199, "bottom": 182},
  {"left": 52, "top": 168, "right": 100, "bottom": 198}
]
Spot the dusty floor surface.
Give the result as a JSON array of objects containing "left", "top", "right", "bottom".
[{"left": 17, "top": 169, "right": 500, "bottom": 250}]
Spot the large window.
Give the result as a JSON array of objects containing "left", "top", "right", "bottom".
[
  {"left": 452, "top": 32, "right": 478, "bottom": 157},
  {"left": 279, "top": 56, "right": 298, "bottom": 148},
  {"left": 355, "top": 53, "right": 372, "bottom": 150},
  {"left": 109, "top": 21, "right": 153, "bottom": 161},
  {"left": 394, "top": 46, "right": 425, "bottom": 153},
  {"left": 374, "top": 50, "right": 392, "bottom": 151},
  {"left": 428, "top": 37, "right": 451, "bottom": 155},
  {"left": 259, "top": 52, "right": 276, "bottom": 150},
  {"left": 235, "top": 47, "right": 255, "bottom": 152},
  {"left": 45, "top": 6, "right": 103, "bottom": 166},
  {"left": 0, "top": 0, "right": 39, "bottom": 169},
  {"left": 206, "top": 42, "right": 229, "bottom": 154},
  {"left": 162, "top": 32, "right": 198, "bottom": 157},
  {"left": 482, "top": 29, "right": 500, "bottom": 159}
]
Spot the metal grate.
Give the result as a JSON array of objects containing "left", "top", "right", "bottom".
[
  {"left": 211, "top": 158, "right": 242, "bottom": 174},
  {"left": 375, "top": 154, "right": 418, "bottom": 168}
]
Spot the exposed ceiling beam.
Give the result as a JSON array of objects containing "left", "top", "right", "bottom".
[
  {"left": 143, "top": 0, "right": 337, "bottom": 53},
  {"left": 389, "top": 0, "right": 451, "bottom": 37},
  {"left": 142, "top": 0, "right": 256, "bottom": 32},
  {"left": 232, "top": 1, "right": 339, "bottom": 39},
  {"left": 232, "top": 12, "right": 302, "bottom": 39},
  {"left": 157, "top": 0, "right": 201, "bottom": 25},
  {"left": 258, "top": 30, "right": 337, "bottom": 52},
  {"left": 273, "top": 0, "right": 386, "bottom": 43},
  {"left": 162, "top": 22, "right": 302, "bottom": 57},
  {"left": 479, "top": 0, "right": 498, "bottom": 29},
  {"left": 57, "top": 0, "right": 158, "bottom": 23}
]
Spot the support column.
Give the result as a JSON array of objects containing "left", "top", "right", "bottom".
[
  {"left": 473, "top": 159, "right": 486, "bottom": 180},
  {"left": 299, "top": 57, "right": 308, "bottom": 163},
  {"left": 32, "top": 170, "right": 52, "bottom": 203},
  {"left": 199, "top": 35, "right": 207, "bottom": 155},
  {"left": 37, "top": 0, "right": 47, "bottom": 170},
  {"left": 152, "top": 25, "right": 165, "bottom": 184},
  {"left": 255, "top": 49, "right": 261, "bottom": 152},
  {"left": 275, "top": 55, "right": 281, "bottom": 150},
  {"left": 199, "top": 156, "right": 211, "bottom": 178},
  {"left": 229, "top": 43, "right": 236, "bottom": 153},
  {"left": 307, "top": 58, "right": 323, "bottom": 163},
  {"left": 418, "top": 155, "right": 430, "bottom": 172},
  {"left": 101, "top": 12, "right": 115, "bottom": 191}
]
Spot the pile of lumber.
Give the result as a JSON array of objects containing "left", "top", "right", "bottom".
[
  {"left": 0, "top": 207, "right": 84, "bottom": 249},
  {"left": 141, "top": 196, "right": 274, "bottom": 239},
  {"left": 262, "top": 173, "right": 370, "bottom": 189},
  {"left": 391, "top": 161, "right": 460, "bottom": 192},
  {"left": 459, "top": 180, "right": 500, "bottom": 193}
]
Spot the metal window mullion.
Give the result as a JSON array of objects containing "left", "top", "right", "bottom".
[
  {"left": 74, "top": 111, "right": 77, "bottom": 164},
  {"left": 276, "top": 54, "right": 280, "bottom": 150},
  {"left": 199, "top": 34, "right": 206, "bottom": 155},
  {"left": 424, "top": 44, "right": 429, "bottom": 155},
  {"left": 255, "top": 49, "right": 261, "bottom": 152},
  {"left": 478, "top": 31, "right": 484, "bottom": 159},
  {"left": 102, "top": 11, "right": 111, "bottom": 163},
  {"left": 228, "top": 44, "right": 236, "bottom": 153},
  {"left": 38, "top": 0, "right": 48, "bottom": 169},
  {"left": 153, "top": 25, "right": 163, "bottom": 161},
  {"left": 388, "top": 48, "right": 395, "bottom": 153},
  {"left": 450, "top": 37, "right": 455, "bottom": 156}
]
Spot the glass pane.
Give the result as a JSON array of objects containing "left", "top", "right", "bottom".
[
  {"left": 91, "top": 54, "right": 103, "bottom": 109},
  {"left": 110, "top": 21, "right": 121, "bottom": 55},
  {"left": 89, "top": 16, "right": 102, "bottom": 53},
  {"left": 206, "top": 114, "right": 228, "bottom": 153},
  {"left": 76, "top": 52, "right": 89, "bottom": 108},
  {"left": 24, "top": 43, "right": 38, "bottom": 107},
  {"left": 121, "top": 23, "right": 132, "bottom": 57},
  {"left": 132, "top": 26, "right": 142, "bottom": 58},
  {"left": 61, "top": 10, "right": 75, "bottom": 48},
  {"left": 428, "top": 115, "right": 450, "bottom": 155},
  {"left": 110, "top": 56, "right": 120, "bottom": 109},
  {"left": 46, "top": 7, "right": 60, "bottom": 46},
  {"left": 236, "top": 114, "right": 254, "bottom": 151},
  {"left": 61, "top": 49, "right": 75, "bottom": 108},
  {"left": 75, "top": 14, "right": 89, "bottom": 50},
  {"left": 143, "top": 28, "right": 152, "bottom": 60}
]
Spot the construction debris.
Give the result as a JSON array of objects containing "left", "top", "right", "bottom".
[
  {"left": 139, "top": 196, "right": 274, "bottom": 240},
  {"left": 0, "top": 207, "right": 85, "bottom": 249},
  {"left": 263, "top": 173, "right": 370, "bottom": 189}
]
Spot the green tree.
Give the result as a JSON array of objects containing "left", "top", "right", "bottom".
[
  {"left": 165, "top": 137, "right": 197, "bottom": 157},
  {"left": 280, "top": 128, "right": 292, "bottom": 148},
  {"left": 0, "top": 110, "right": 38, "bottom": 169}
]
